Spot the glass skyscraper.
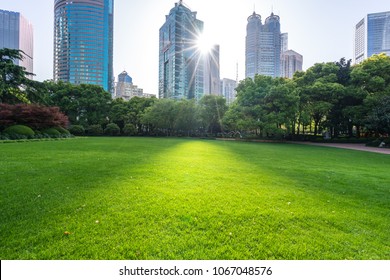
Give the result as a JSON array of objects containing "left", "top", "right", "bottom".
[
  {"left": 53, "top": 0, "right": 114, "bottom": 92},
  {"left": 354, "top": 11, "right": 390, "bottom": 64},
  {"left": 245, "top": 11, "right": 282, "bottom": 79},
  {"left": 0, "top": 9, "right": 33, "bottom": 76},
  {"left": 159, "top": 1, "right": 204, "bottom": 100}
]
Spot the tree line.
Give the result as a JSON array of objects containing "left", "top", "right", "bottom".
[{"left": 1, "top": 48, "right": 389, "bottom": 139}]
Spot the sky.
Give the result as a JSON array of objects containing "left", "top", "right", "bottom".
[{"left": 0, "top": 0, "right": 389, "bottom": 95}]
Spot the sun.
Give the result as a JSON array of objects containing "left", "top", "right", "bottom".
[{"left": 196, "top": 33, "right": 213, "bottom": 54}]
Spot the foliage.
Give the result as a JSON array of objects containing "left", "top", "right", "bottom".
[
  {"left": 87, "top": 124, "right": 103, "bottom": 136},
  {"left": 3, "top": 125, "right": 35, "bottom": 137},
  {"left": 122, "top": 123, "right": 137, "bottom": 136},
  {"left": 0, "top": 138, "right": 389, "bottom": 259},
  {"left": 0, "top": 103, "right": 69, "bottom": 130},
  {"left": 45, "top": 81, "right": 112, "bottom": 127},
  {"left": 42, "top": 128, "right": 61, "bottom": 137},
  {"left": 104, "top": 123, "right": 121, "bottom": 136},
  {"left": 69, "top": 125, "right": 85, "bottom": 136},
  {"left": 55, "top": 126, "right": 71, "bottom": 135},
  {"left": 198, "top": 95, "right": 228, "bottom": 134}
]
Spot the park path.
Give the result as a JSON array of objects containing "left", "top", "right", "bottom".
[{"left": 291, "top": 142, "right": 390, "bottom": 155}]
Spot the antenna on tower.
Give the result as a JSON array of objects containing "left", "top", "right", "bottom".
[{"left": 236, "top": 62, "right": 239, "bottom": 84}]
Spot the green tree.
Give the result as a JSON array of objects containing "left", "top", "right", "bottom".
[
  {"left": 351, "top": 53, "right": 390, "bottom": 136},
  {"left": 141, "top": 99, "right": 177, "bottom": 136},
  {"left": 45, "top": 81, "right": 112, "bottom": 126},
  {"left": 198, "top": 95, "right": 227, "bottom": 135},
  {"left": 174, "top": 99, "right": 200, "bottom": 136},
  {"left": 0, "top": 48, "right": 43, "bottom": 104}
]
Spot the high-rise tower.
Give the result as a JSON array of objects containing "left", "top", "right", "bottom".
[
  {"left": 0, "top": 9, "right": 33, "bottom": 76},
  {"left": 53, "top": 0, "right": 114, "bottom": 92},
  {"left": 245, "top": 11, "right": 282, "bottom": 79},
  {"left": 159, "top": 1, "right": 204, "bottom": 100},
  {"left": 354, "top": 11, "right": 390, "bottom": 64}
]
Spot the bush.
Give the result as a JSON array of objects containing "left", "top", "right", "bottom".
[
  {"left": 69, "top": 125, "right": 85, "bottom": 136},
  {"left": 123, "top": 124, "right": 137, "bottom": 136},
  {"left": 42, "top": 128, "right": 61, "bottom": 137},
  {"left": 55, "top": 126, "right": 71, "bottom": 135},
  {"left": 104, "top": 123, "right": 121, "bottom": 136},
  {"left": 87, "top": 125, "right": 103, "bottom": 136},
  {"left": 3, "top": 125, "right": 35, "bottom": 138},
  {"left": 0, "top": 103, "right": 69, "bottom": 130}
]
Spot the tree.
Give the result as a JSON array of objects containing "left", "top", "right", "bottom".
[
  {"left": 141, "top": 99, "right": 177, "bottom": 136},
  {"left": 45, "top": 81, "right": 112, "bottom": 127},
  {"left": 351, "top": 53, "right": 390, "bottom": 136},
  {"left": 0, "top": 48, "right": 43, "bottom": 104},
  {"left": 174, "top": 99, "right": 200, "bottom": 136},
  {"left": 198, "top": 95, "right": 227, "bottom": 135}
]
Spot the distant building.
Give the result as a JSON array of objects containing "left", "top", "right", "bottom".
[
  {"left": 281, "top": 33, "right": 288, "bottom": 52},
  {"left": 159, "top": 1, "right": 204, "bottom": 100},
  {"left": 245, "top": 11, "right": 282, "bottom": 79},
  {"left": 53, "top": 0, "right": 114, "bottom": 92},
  {"left": 114, "top": 71, "right": 155, "bottom": 100},
  {"left": 0, "top": 9, "right": 33, "bottom": 76},
  {"left": 204, "top": 45, "right": 221, "bottom": 95},
  {"left": 354, "top": 11, "right": 390, "bottom": 64},
  {"left": 281, "top": 50, "right": 303, "bottom": 78},
  {"left": 221, "top": 78, "right": 237, "bottom": 105}
]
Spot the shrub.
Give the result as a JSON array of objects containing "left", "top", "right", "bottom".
[
  {"left": 69, "top": 125, "right": 85, "bottom": 136},
  {"left": 104, "top": 123, "right": 121, "bottom": 136},
  {"left": 123, "top": 124, "right": 137, "bottom": 136},
  {"left": 0, "top": 103, "right": 69, "bottom": 129},
  {"left": 3, "top": 125, "right": 35, "bottom": 138},
  {"left": 42, "top": 128, "right": 61, "bottom": 137},
  {"left": 87, "top": 125, "right": 103, "bottom": 136},
  {"left": 55, "top": 126, "right": 71, "bottom": 135}
]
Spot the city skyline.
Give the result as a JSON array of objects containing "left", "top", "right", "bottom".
[{"left": 0, "top": 0, "right": 389, "bottom": 95}]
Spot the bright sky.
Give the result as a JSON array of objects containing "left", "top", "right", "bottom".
[{"left": 0, "top": 0, "right": 389, "bottom": 95}]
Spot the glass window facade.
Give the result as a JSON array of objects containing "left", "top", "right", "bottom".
[
  {"left": 53, "top": 0, "right": 113, "bottom": 92},
  {"left": 354, "top": 11, "right": 390, "bottom": 64},
  {"left": 0, "top": 9, "right": 33, "bottom": 76},
  {"left": 159, "top": 1, "right": 204, "bottom": 100},
  {"left": 245, "top": 12, "right": 282, "bottom": 79}
]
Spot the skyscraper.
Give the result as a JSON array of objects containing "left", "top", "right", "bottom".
[
  {"left": 204, "top": 44, "right": 221, "bottom": 95},
  {"left": 53, "top": 0, "right": 114, "bottom": 92},
  {"left": 281, "top": 50, "right": 303, "bottom": 79},
  {"left": 354, "top": 11, "right": 390, "bottom": 64},
  {"left": 0, "top": 9, "right": 33, "bottom": 76},
  {"left": 245, "top": 11, "right": 282, "bottom": 79},
  {"left": 159, "top": 1, "right": 204, "bottom": 100}
]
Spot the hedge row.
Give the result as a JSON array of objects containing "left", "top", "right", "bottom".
[
  {"left": 0, "top": 125, "right": 72, "bottom": 140},
  {"left": 69, "top": 123, "right": 136, "bottom": 136}
]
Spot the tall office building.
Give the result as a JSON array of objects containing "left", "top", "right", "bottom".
[
  {"left": 281, "top": 50, "right": 303, "bottom": 79},
  {"left": 53, "top": 0, "right": 114, "bottom": 92},
  {"left": 114, "top": 71, "right": 154, "bottom": 101},
  {"left": 204, "top": 44, "right": 221, "bottom": 95},
  {"left": 159, "top": 1, "right": 204, "bottom": 100},
  {"left": 354, "top": 11, "right": 390, "bottom": 64},
  {"left": 0, "top": 9, "right": 33, "bottom": 76},
  {"left": 245, "top": 11, "right": 282, "bottom": 79},
  {"left": 221, "top": 78, "right": 237, "bottom": 105}
]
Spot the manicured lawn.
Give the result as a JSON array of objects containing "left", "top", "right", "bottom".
[{"left": 0, "top": 137, "right": 389, "bottom": 260}]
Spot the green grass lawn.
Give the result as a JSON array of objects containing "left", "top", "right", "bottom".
[{"left": 0, "top": 137, "right": 389, "bottom": 260}]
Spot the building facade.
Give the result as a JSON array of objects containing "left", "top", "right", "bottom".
[
  {"left": 245, "top": 11, "right": 282, "bottom": 79},
  {"left": 281, "top": 50, "right": 303, "bottom": 79},
  {"left": 159, "top": 1, "right": 204, "bottom": 100},
  {"left": 354, "top": 11, "right": 390, "bottom": 64},
  {"left": 0, "top": 9, "right": 33, "bottom": 75},
  {"left": 114, "top": 71, "right": 154, "bottom": 101},
  {"left": 53, "top": 0, "right": 114, "bottom": 92},
  {"left": 204, "top": 44, "right": 221, "bottom": 95},
  {"left": 221, "top": 78, "right": 237, "bottom": 105}
]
